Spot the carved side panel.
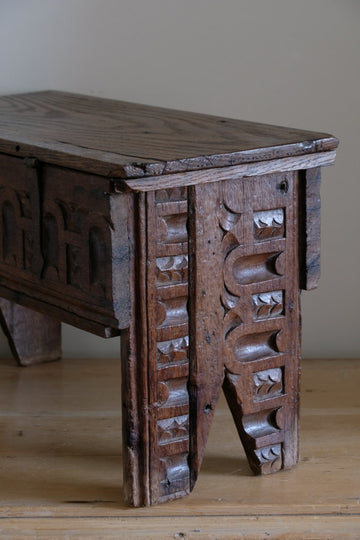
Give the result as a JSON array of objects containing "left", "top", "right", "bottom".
[
  {"left": 221, "top": 172, "right": 300, "bottom": 474},
  {"left": 0, "top": 156, "right": 122, "bottom": 331},
  {"left": 147, "top": 188, "right": 190, "bottom": 504}
]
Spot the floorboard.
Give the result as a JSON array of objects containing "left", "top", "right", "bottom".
[{"left": 0, "top": 357, "right": 359, "bottom": 539}]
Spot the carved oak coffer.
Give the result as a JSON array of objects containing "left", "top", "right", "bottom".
[{"left": 0, "top": 91, "right": 338, "bottom": 506}]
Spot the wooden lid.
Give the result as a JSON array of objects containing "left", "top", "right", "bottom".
[{"left": 0, "top": 90, "right": 338, "bottom": 179}]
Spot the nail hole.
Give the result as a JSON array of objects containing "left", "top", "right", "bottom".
[
  {"left": 279, "top": 180, "right": 288, "bottom": 193},
  {"left": 15, "top": 145, "right": 20, "bottom": 152},
  {"left": 204, "top": 403, "right": 212, "bottom": 413}
]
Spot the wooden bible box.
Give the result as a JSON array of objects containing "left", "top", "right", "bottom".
[{"left": 0, "top": 91, "right": 338, "bottom": 506}]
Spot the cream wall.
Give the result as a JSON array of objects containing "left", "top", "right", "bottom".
[{"left": 0, "top": 0, "right": 359, "bottom": 358}]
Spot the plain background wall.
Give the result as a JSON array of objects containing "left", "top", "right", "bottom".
[{"left": 0, "top": 0, "right": 359, "bottom": 359}]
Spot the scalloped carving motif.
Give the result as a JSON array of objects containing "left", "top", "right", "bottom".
[
  {"left": 158, "top": 415, "right": 189, "bottom": 444},
  {"left": 156, "top": 255, "right": 188, "bottom": 286},
  {"left": 253, "top": 368, "right": 283, "bottom": 401},
  {"left": 252, "top": 291, "right": 284, "bottom": 320},
  {"left": 254, "top": 209, "right": 284, "bottom": 242},
  {"left": 254, "top": 444, "right": 282, "bottom": 474},
  {"left": 152, "top": 187, "right": 190, "bottom": 499},
  {"left": 157, "top": 336, "right": 189, "bottom": 366}
]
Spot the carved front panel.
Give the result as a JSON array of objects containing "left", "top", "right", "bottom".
[
  {"left": 221, "top": 172, "right": 300, "bottom": 473},
  {"left": 0, "top": 155, "right": 128, "bottom": 331},
  {"left": 147, "top": 187, "right": 190, "bottom": 503}
]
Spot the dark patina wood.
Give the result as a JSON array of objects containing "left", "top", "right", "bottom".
[
  {"left": 188, "top": 182, "right": 224, "bottom": 488},
  {"left": 0, "top": 91, "right": 338, "bottom": 506},
  {"left": 0, "top": 91, "right": 337, "bottom": 178},
  {"left": 220, "top": 173, "right": 301, "bottom": 473},
  {"left": 0, "top": 153, "right": 130, "bottom": 337}
]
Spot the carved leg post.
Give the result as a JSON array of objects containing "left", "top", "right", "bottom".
[
  {"left": 188, "top": 182, "right": 225, "bottom": 488},
  {"left": 0, "top": 298, "right": 61, "bottom": 366},
  {"left": 220, "top": 173, "right": 301, "bottom": 473},
  {"left": 122, "top": 188, "right": 192, "bottom": 506}
]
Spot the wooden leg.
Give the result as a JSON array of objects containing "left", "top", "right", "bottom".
[
  {"left": 188, "top": 182, "right": 225, "bottom": 488},
  {"left": 0, "top": 298, "right": 61, "bottom": 366},
  {"left": 222, "top": 360, "right": 300, "bottom": 474},
  {"left": 121, "top": 189, "right": 192, "bottom": 506},
  {"left": 220, "top": 173, "right": 301, "bottom": 475}
]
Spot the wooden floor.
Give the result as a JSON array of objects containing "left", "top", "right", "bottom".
[{"left": 0, "top": 357, "right": 359, "bottom": 539}]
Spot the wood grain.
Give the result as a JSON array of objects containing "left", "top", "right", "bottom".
[
  {"left": 121, "top": 192, "right": 150, "bottom": 507},
  {"left": 0, "top": 91, "right": 338, "bottom": 178},
  {"left": 221, "top": 172, "right": 301, "bottom": 474},
  {"left": 119, "top": 150, "right": 336, "bottom": 192},
  {"left": 0, "top": 516, "right": 359, "bottom": 539},
  {"left": 188, "top": 182, "right": 224, "bottom": 488}
]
